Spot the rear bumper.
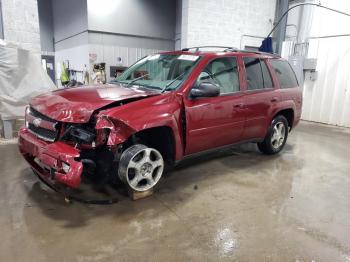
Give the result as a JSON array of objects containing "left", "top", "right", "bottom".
[
  {"left": 18, "top": 127, "right": 83, "bottom": 188},
  {"left": 293, "top": 109, "right": 302, "bottom": 129}
]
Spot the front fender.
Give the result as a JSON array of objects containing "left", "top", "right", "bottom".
[{"left": 96, "top": 94, "right": 185, "bottom": 160}]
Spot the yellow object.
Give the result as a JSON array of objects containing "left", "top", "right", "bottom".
[{"left": 60, "top": 63, "right": 69, "bottom": 84}]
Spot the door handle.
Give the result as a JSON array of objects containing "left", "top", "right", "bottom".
[
  {"left": 233, "top": 103, "right": 244, "bottom": 109},
  {"left": 271, "top": 97, "right": 278, "bottom": 102}
]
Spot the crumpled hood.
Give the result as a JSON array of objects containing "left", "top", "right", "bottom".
[{"left": 30, "top": 84, "right": 158, "bottom": 123}]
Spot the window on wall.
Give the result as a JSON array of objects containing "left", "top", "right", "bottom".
[
  {"left": 244, "top": 57, "right": 274, "bottom": 90},
  {"left": 198, "top": 57, "right": 240, "bottom": 94},
  {"left": 270, "top": 60, "right": 298, "bottom": 88}
]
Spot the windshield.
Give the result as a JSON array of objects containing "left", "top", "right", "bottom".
[{"left": 114, "top": 54, "right": 201, "bottom": 91}]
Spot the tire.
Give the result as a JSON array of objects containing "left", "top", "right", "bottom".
[
  {"left": 258, "top": 115, "right": 289, "bottom": 155},
  {"left": 118, "top": 144, "right": 164, "bottom": 192}
]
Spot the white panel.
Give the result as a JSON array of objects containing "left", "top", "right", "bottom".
[
  {"left": 102, "top": 45, "right": 114, "bottom": 82},
  {"left": 141, "top": 48, "right": 148, "bottom": 58},
  {"left": 55, "top": 44, "right": 89, "bottom": 84},
  {"left": 302, "top": 37, "right": 350, "bottom": 127},
  {"left": 300, "top": 0, "right": 350, "bottom": 128},
  {"left": 103, "top": 45, "right": 114, "bottom": 64},
  {"left": 88, "top": 44, "right": 172, "bottom": 83},
  {"left": 89, "top": 44, "right": 103, "bottom": 63},
  {"left": 115, "top": 46, "right": 128, "bottom": 67},
  {"left": 128, "top": 48, "right": 138, "bottom": 65},
  {"left": 342, "top": 74, "right": 350, "bottom": 127}
]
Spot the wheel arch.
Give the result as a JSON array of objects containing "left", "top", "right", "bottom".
[
  {"left": 127, "top": 125, "right": 177, "bottom": 165},
  {"left": 273, "top": 108, "right": 295, "bottom": 130}
]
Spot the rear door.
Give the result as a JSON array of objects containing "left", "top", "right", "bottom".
[
  {"left": 241, "top": 57, "right": 280, "bottom": 140},
  {"left": 184, "top": 56, "right": 245, "bottom": 154},
  {"left": 269, "top": 59, "right": 302, "bottom": 126}
]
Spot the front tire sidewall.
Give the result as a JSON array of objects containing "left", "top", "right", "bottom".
[{"left": 118, "top": 144, "right": 164, "bottom": 192}]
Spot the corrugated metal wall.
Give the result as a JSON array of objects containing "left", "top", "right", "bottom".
[
  {"left": 302, "top": 37, "right": 350, "bottom": 127},
  {"left": 285, "top": 0, "right": 350, "bottom": 128},
  {"left": 89, "top": 44, "right": 167, "bottom": 82}
]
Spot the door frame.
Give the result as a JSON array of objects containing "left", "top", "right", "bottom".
[{"left": 182, "top": 54, "right": 247, "bottom": 155}]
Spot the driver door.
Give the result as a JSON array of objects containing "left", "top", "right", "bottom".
[{"left": 184, "top": 56, "right": 245, "bottom": 155}]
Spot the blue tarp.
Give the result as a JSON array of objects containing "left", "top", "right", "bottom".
[{"left": 259, "top": 37, "right": 273, "bottom": 53}]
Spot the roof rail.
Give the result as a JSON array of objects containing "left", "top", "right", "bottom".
[
  {"left": 237, "top": 49, "right": 281, "bottom": 57},
  {"left": 180, "top": 46, "right": 280, "bottom": 57},
  {"left": 181, "top": 46, "right": 239, "bottom": 52}
]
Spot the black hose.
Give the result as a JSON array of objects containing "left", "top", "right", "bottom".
[
  {"left": 33, "top": 169, "right": 118, "bottom": 205},
  {"left": 267, "top": 3, "right": 350, "bottom": 38}
]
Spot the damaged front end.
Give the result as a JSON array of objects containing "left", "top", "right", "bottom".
[{"left": 18, "top": 106, "right": 132, "bottom": 189}]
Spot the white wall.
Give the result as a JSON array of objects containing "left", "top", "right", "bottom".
[
  {"left": 0, "top": 0, "right": 4, "bottom": 39},
  {"left": 87, "top": 0, "right": 176, "bottom": 40},
  {"left": 86, "top": 0, "right": 177, "bottom": 82},
  {"left": 37, "top": 0, "right": 54, "bottom": 53},
  {"left": 51, "top": 0, "right": 88, "bottom": 84},
  {"left": 303, "top": 37, "right": 350, "bottom": 127},
  {"left": 54, "top": 32, "right": 89, "bottom": 84},
  {"left": 300, "top": 0, "right": 350, "bottom": 127},
  {"left": 89, "top": 44, "right": 165, "bottom": 82},
  {"left": 175, "top": 0, "right": 182, "bottom": 50},
  {"left": 1, "top": 0, "right": 41, "bottom": 52},
  {"left": 181, "top": 0, "right": 276, "bottom": 49},
  {"left": 52, "top": 0, "right": 88, "bottom": 43},
  {"left": 50, "top": 0, "right": 177, "bottom": 85}
]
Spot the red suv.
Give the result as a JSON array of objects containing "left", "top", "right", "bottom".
[{"left": 18, "top": 47, "right": 302, "bottom": 193}]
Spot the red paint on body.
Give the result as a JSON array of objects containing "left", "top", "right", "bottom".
[{"left": 18, "top": 50, "right": 302, "bottom": 189}]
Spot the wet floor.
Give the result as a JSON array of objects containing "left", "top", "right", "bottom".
[{"left": 1, "top": 121, "right": 350, "bottom": 261}]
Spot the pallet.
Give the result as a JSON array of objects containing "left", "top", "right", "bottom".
[{"left": 128, "top": 188, "right": 154, "bottom": 200}]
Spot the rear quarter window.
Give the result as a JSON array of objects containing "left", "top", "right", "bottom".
[{"left": 270, "top": 60, "right": 298, "bottom": 88}]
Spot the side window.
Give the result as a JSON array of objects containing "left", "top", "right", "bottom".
[
  {"left": 198, "top": 57, "right": 240, "bottom": 94},
  {"left": 260, "top": 60, "right": 273, "bottom": 89},
  {"left": 270, "top": 60, "right": 298, "bottom": 88},
  {"left": 243, "top": 57, "right": 264, "bottom": 90}
]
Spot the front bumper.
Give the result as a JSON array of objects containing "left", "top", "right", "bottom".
[{"left": 18, "top": 127, "right": 83, "bottom": 188}]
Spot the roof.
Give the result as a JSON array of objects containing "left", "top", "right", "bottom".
[{"left": 161, "top": 46, "right": 281, "bottom": 58}]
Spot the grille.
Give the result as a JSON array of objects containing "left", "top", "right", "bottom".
[
  {"left": 27, "top": 107, "right": 60, "bottom": 142},
  {"left": 29, "top": 107, "right": 55, "bottom": 121}
]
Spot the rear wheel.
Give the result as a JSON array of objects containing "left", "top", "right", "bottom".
[
  {"left": 118, "top": 144, "right": 164, "bottom": 192},
  {"left": 258, "top": 115, "right": 289, "bottom": 155}
]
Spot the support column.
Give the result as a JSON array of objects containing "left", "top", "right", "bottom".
[
  {"left": 0, "top": 1, "right": 4, "bottom": 39},
  {"left": 274, "top": 0, "right": 289, "bottom": 55}
]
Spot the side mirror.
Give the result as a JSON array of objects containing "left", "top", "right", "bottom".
[{"left": 190, "top": 82, "right": 220, "bottom": 98}]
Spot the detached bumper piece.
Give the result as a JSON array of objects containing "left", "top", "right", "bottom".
[{"left": 18, "top": 127, "right": 83, "bottom": 188}]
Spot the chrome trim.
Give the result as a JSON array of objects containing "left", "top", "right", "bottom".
[{"left": 27, "top": 128, "right": 56, "bottom": 142}]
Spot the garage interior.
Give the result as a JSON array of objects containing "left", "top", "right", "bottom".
[{"left": 1, "top": 0, "right": 350, "bottom": 261}]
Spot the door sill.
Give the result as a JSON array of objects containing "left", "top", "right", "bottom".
[{"left": 175, "top": 138, "right": 263, "bottom": 166}]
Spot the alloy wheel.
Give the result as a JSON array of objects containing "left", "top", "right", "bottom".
[
  {"left": 119, "top": 146, "right": 164, "bottom": 192},
  {"left": 271, "top": 122, "right": 286, "bottom": 149}
]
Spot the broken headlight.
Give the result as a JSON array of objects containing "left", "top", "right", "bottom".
[
  {"left": 62, "top": 125, "right": 96, "bottom": 144},
  {"left": 24, "top": 106, "right": 31, "bottom": 128}
]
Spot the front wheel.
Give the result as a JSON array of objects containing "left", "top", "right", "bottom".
[
  {"left": 258, "top": 115, "right": 289, "bottom": 155},
  {"left": 118, "top": 144, "right": 164, "bottom": 192}
]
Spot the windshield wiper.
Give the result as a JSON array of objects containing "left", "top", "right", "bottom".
[
  {"left": 110, "top": 79, "right": 126, "bottom": 84},
  {"left": 126, "top": 74, "right": 150, "bottom": 87},
  {"left": 161, "top": 70, "right": 189, "bottom": 93}
]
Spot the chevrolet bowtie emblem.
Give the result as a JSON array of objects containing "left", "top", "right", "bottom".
[{"left": 33, "top": 118, "right": 42, "bottom": 127}]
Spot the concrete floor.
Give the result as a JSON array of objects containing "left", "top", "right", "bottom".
[{"left": 1, "top": 121, "right": 350, "bottom": 262}]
